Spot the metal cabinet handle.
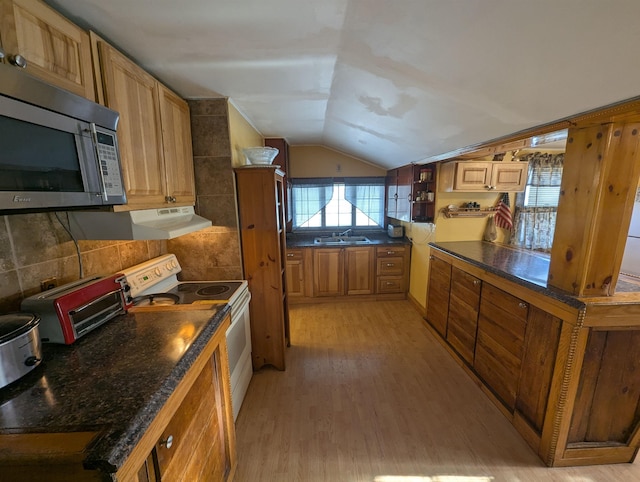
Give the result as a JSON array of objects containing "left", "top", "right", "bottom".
[
  {"left": 287, "top": 253, "right": 294, "bottom": 257},
  {"left": 386, "top": 263, "right": 395, "bottom": 267},
  {"left": 386, "top": 251, "right": 395, "bottom": 255},
  {"left": 473, "top": 280, "right": 480, "bottom": 286},
  {"left": 518, "top": 302, "right": 528, "bottom": 309},
  {"left": 429, "top": 255, "right": 435, "bottom": 260},
  {"left": 165, "top": 195, "right": 177, "bottom": 203},
  {"left": 160, "top": 435, "right": 174, "bottom": 449},
  {"left": 9, "top": 54, "right": 27, "bottom": 68},
  {"left": 386, "top": 282, "right": 395, "bottom": 286}
]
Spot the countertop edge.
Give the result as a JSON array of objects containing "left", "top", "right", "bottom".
[
  {"left": 429, "top": 241, "right": 587, "bottom": 310},
  {"left": 84, "top": 304, "right": 231, "bottom": 472}
]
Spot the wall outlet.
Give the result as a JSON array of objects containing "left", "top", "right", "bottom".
[{"left": 40, "top": 277, "right": 57, "bottom": 292}]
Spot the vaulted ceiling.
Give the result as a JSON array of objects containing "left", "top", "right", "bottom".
[{"left": 50, "top": 0, "right": 640, "bottom": 169}]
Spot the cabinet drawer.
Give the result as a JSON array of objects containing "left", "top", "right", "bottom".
[
  {"left": 286, "top": 249, "right": 303, "bottom": 261},
  {"left": 376, "top": 246, "right": 406, "bottom": 258},
  {"left": 377, "top": 276, "right": 404, "bottom": 293},
  {"left": 377, "top": 257, "right": 404, "bottom": 275}
]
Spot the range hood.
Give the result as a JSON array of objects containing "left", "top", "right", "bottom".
[{"left": 68, "top": 206, "right": 212, "bottom": 240}]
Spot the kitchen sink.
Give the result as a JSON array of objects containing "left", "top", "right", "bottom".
[{"left": 314, "top": 235, "right": 371, "bottom": 245}]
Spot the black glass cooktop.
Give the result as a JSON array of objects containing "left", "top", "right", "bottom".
[{"left": 165, "top": 281, "right": 244, "bottom": 304}]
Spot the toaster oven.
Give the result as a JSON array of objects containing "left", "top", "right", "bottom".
[
  {"left": 21, "top": 274, "right": 128, "bottom": 344},
  {"left": 387, "top": 224, "right": 404, "bottom": 238}
]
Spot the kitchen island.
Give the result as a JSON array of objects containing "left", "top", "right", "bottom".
[
  {"left": 426, "top": 241, "right": 640, "bottom": 467},
  {"left": 0, "top": 305, "right": 236, "bottom": 481}
]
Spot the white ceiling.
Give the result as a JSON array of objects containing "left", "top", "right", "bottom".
[{"left": 50, "top": 0, "right": 640, "bottom": 169}]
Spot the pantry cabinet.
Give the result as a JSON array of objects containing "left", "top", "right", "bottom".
[
  {"left": 0, "top": 0, "right": 95, "bottom": 99},
  {"left": 235, "top": 166, "right": 289, "bottom": 371},
  {"left": 91, "top": 33, "right": 196, "bottom": 210},
  {"left": 440, "top": 160, "right": 528, "bottom": 192}
]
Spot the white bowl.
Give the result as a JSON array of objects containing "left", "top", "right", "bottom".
[{"left": 243, "top": 146, "right": 279, "bottom": 165}]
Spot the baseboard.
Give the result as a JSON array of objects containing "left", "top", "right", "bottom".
[{"left": 407, "top": 292, "right": 426, "bottom": 317}]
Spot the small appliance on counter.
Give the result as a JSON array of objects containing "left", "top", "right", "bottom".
[
  {"left": 21, "top": 275, "right": 128, "bottom": 345},
  {"left": 0, "top": 312, "right": 42, "bottom": 389},
  {"left": 387, "top": 224, "right": 404, "bottom": 238}
]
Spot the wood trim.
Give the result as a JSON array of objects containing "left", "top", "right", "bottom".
[
  {"left": 407, "top": 291, "right": 426, "bottom": 317},
  {"left": 559, "top": 445, "right": 637, "bottom": 466},
  {"left": 513, "top": 411, "right": 542, "bottom": 454},
  {"left": 420, "top": 96, "right": 640, "bottom": 164},
  {"left": 540, "top": 319, "right": 590, "bottom": 466}
]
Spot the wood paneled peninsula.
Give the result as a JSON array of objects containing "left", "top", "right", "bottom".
[
  {"left": 426, "top": 240, "right": 640, "bottom": 467},
  {"left": 0, "top": 306, "right": 236, "bottom": 481}
]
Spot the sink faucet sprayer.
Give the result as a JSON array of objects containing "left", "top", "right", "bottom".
[{"left": 339, "top": 229, "right": 352, "bottom": 237}]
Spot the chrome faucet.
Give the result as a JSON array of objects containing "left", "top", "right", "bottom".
[{"left": 338, "top": 229, "right": 352, "bottom": 237}]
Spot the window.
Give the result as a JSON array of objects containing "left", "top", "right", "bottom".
[
  {"left": 511, "top": 152, "right": 564, "bottom": 252},
  {"left": 291, "top": 177, "right": 385, "bottom": 230}
]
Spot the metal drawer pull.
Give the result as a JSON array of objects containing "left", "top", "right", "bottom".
[
  {"left": 387, "top": 251, "right": 395, "bottom": 255},
  {"left": 518, "top": 302, "right": 528, "bottom": 309},
  {"left": 160, "top": 435, "right": 174, "bottom": 449},
  {"left": 386, "top": 263, "right": 395, "bottom": 267},
  {"left": 429, "top": 255, "right": 434, "bottom": 260},
  {"left": 386, "top": 282, "right": 395, "bottom": 286},
  {"left": 287, "top": 253, "right": 294, "bottom": 257},
  {"left": 473, "top": 280, "right": 480, "bottom": 285}
]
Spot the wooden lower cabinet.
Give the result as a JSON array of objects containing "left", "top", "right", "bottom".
[
  {"left": 345, "top": 246, "right": 375, "bottom": 295},
  {"left": 426, "top": 246, "right": 640, "bottom": 467},
  {"left": 313, "top": 248, "right": 344, "bottom": 297},
  {"left": 446, "top": 267, "right": 481, "bottom": 365},
  {"left": 289, "top": 244, "right": 409, "bottom": 300},
  {"left": 375, "top": 246, "right": 408, "bottom": 294},
  {"left": 285, "top": 249, "right": 304, "bottom": 297},
  {"left": 474, "top": 283, "right": 528, "bottom": 411},
  {"left": 425, "top": 255, "right": 452, "bottom": 337}
]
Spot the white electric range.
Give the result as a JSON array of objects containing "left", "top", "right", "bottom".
[{"left": 120, "top": 254, "right": 252, "bottom": 422}]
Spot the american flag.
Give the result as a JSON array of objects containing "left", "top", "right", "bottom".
[{"left": 494, "top": 192, "right": 513, "bottom": 230}]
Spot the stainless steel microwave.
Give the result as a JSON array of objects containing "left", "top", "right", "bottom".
[{"left": 0, "top": 63, "right": 126, "bottom": 212}]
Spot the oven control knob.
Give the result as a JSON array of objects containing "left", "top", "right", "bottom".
[
  {"left": 154, "top": 268, "right": 161, "bottom": 277},
  {"left": 171, "top": 260, "right": 178, "bottom": 269}
]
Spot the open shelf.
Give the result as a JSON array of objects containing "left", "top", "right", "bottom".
[{"left": 441, "top": 207, "right": 497, "bottom": 218}]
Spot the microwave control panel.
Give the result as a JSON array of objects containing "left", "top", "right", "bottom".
[{"left": 95, "top": 130, "right": 125, "bottom": 197}]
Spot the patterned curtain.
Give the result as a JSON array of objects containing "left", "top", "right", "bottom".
[{"left": 510, "top": 152, "right": 564, "bottom": 252}]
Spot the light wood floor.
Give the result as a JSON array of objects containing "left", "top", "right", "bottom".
[{"left": 233, "top": 300, "right": 640, "bottom": 482}]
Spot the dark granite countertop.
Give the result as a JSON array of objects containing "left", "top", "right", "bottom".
[
  {"left": 0, "top": 305, "right": 230, "bottom": 474},
  {"left": 429, "top": 241, "right": 587, "bottom": 309},
  {"left": 286, "top": 231, "right": 411, "bottom": 248}
]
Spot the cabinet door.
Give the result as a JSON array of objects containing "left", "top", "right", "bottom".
[
  {"left": 474, "top": 283, "right": 528, "bottom": 411},
  {"left": 454, "top": 162, "right": 492, "bottom": 190},
  {"left": 155, "top": 353, "right": 232, "bottom": 481},
  {"left": 515, "top": 306, "right": 562, "bottom": 435},
  {"left": 0, "top": 0, "right": 95, "bottom": 99},
  {"left": 395, "top": 165, "right": 413, "bottom": 222},
  {"left": 385, "top": 169, "right": 398, "bottom": 219},
  {"left": 285, "top": 249, "right": 304, "bottom": 297},
  {"left": 345, "top": 247, "right": 374, "bottom": 295},
  {"left": 490, "top": 162, "right": 528, "bottom": 191},
  {"left": 446, "top": 267, "right": 481, "bottom": 365},
  {"left": 313, "top": 248, "right": 344, "bottom": 296},
  {"left": 158, "top": 84, "right": 196, "bottom": 205},
  {"left": 98, "top": 41, "right": 166, "bottom": 208},
  {"left": 425, "top": 255, "right": 452, "bottom": 338}
]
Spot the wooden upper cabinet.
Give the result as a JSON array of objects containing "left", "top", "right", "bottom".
[
  {"left": 91, "top": 32, "right": 196, "bottom": 210},
  {"left": 440, "top": 161, "right": 528, "bottom": 192},
  {"left": 159, "top": 85, "right": 195, "bottom": 205},
  {"left": 0, "top": 0, "right": 95, "bottom": 99},
  {"left": 97, "top": 39, "right": 167, "bottom": 208}
]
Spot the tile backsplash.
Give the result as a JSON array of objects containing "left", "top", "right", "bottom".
[{"left": 0, "top": 212, "right": 166, "bottom": 312}]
